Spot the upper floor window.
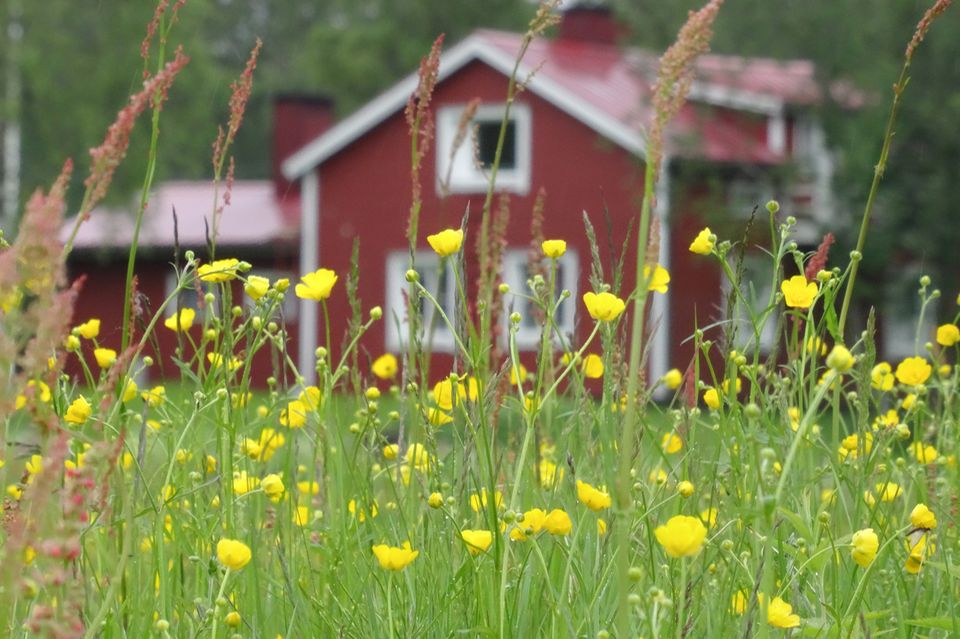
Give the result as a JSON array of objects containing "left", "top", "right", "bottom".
[{"left": 436, "top": 103, "right": 532, "bottom": 195}]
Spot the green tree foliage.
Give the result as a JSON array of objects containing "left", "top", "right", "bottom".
[
  {"left": 2, "top": 0, "right": 957, "bottom": 311},
  {"left": 619, "top": 0, "right": 960, "bottom": 315}
]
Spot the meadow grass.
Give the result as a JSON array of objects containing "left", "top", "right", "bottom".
[{"left": 1, "top": 1, "right": 959, "bottom": 638}]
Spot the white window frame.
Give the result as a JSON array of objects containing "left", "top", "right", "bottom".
[
  {"left": 727, "top": 176, "right": 775, "bottom": 218},
  {"left": 882, "top": 266, "right": 937, "bottom": 360},
  {"left": 721, "top": 254, "right": 777, "bottom": 353},
  {"left": 436, "top": 103, "right": 532, "bottom": 196},
  {"left": 385, "top": 251, "right": 457, "bottom": 353},
  {"left": 501, "top": 248, "right": 578, "bottom": 351}
]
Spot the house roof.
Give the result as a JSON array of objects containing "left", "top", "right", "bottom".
[
  {"left": 61, "top": 181, "right": 299, "bottom": 251},
  {"left": 283, "top": 29, "right": 822, "bottom": 179}
]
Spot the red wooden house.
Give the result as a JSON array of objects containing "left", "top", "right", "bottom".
[
  {"left": 62, "top": 7, "right": 834, "bottom": 387},
  {"left": 280, "top": 6, "right": 832, "bottom": 386}
]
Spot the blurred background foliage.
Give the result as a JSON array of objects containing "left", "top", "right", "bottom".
[{"left": 1, "top": 0, "right": 957, "bottom": 311}]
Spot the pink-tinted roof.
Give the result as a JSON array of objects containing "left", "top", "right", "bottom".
[
  {"left": 476, "top": 29, "right": 821, "bottom": 164},
  {"left": 62, "top": 181, "right": 298, "bottom": 250}
]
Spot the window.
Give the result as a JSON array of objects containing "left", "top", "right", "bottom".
[
  {"left": 882, "top": 267, "right": 937, "bottom": 360},
  {"left": 384, "top": 251, "right": 458, "bottom": 353},
  {"left": 436, "top": 103, "right": 532, "bottom": 195},
  {"left": 727, "top": 176, "right": 774, "bottom": 218},
  {"left": 722, "top": 254, "right": 777, "bottom": 353},
  {"left": 501, "top": 248, "right": 579, "bottom": 350}
]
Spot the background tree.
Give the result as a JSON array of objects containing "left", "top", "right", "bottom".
[{"left": 0, "top": 0, "right": 956, "bottom": 317}]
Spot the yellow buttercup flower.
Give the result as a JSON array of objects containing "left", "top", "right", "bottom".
[
  {"left": 538, "top": 459, "right": 563, "bottom": 489},
  {"left": 371, "top": 353, "right": 398, "bottom": 379},
  {"left": 654, "top": 515, "right": 707, "bottom": 558},
  {"left": 576, "top": 480, "right": 611, "bottom": 512},
  {"left": 731, "top": 590, "right": 749, "bottom": 615},
  {"left": 280, "top": 400, "right": 308, "bottom": 428},
  {"left": 661, "top": 432, "right": 683, "bottom": 454},
  {"left": 15, "top": 380, "right": 52, "bottom": 409},
  {"left": 261, "top": 474, "right": 285, "bottom": 503},
  {"left": 198, "top": 258, "right": 240, "bottom": 283},
  {"left": 826, "top": 345, "right": 854, "bottom": 372},
  {"left": 766, "top": 596, "right": 800, "bottom": 628},
  {"left": 520, "top": 509, "right": 547, "bottom": 537},
  {"left": 581, "top": 354, "right": 604, "bottom": 379},
  {"left": 871, "top": 362, "right": 895, "bottom": 391},
  {"left": 662, "top": 368, "right": 683, "bottom": 390},
  {"left": 372, "top": 541, "right": 419, "bottom": 570},
  {"left": 142, "top": 385, "right": 166, "bottom": 407},
  {"left": 806, "top": 336, "right": 828, "bottom": 356},
  {"left": 851, "top": 528, "right": 879, "bottom": 568},
  {"left": 244, "top": 275, "right": 270, "bottom": 300},
  {"left": 895, "top": 356, "right": 931, "bottom": 386},
  {"left": 703, "top": 387, "right": 720, "bottom": 409},
  {"left": 905, "top": 532, "right": 933, "bottom": 574},
  {"left": 298, "top": 386, "right": 321, "bottom": 410},
  {"left": 912, "top": 441, "right": 937, "bottom": 464},
  {"left": 121, "top": 379, "right": 138, "bottom": 403},
  {"left": 433, "top": 376, "right": 477, "bottom": 411},
  {"left": 864, "top": 482, "right": 901, "bottom": 506},
  {"left": 164, "top": 307, "right": 196, "bottom": 332},
  {"left": 508, "top": 364, "right": 528, "bottom": 386},
  {"left": 469, "top": 488, "right": 503, "bottom": 513},
  {"left": 688, "top": 227, "right": 715, "bottom": 255},
  {"left": 348, "top": 499, "right": 379, "bottom": 522},
  {"left": 460, "top": 529, "right": 493, "bottom": 556},
  {"left": 295, "top": 268, "right": 338, "bottom": 301},
  {"left": 644, "top": 264, "right": 670, "bottom": 293},
  {"left": 216, "top": 538, "right": 252, "bottom": 570},
  {"left": 936, "top": 323, "right": 960, "bottom": 346},
  {"left": 910, "top": 503, "right": 937, "bottom": 529},
  {"left": 700, "top": 508, "right": 718, "bottom": 528},
  {"left": 404, "top": 443, "right": 431, "bottom": 472},
  {"left": 780, "top": 275, "right": 818, "bottom": 309},
  {"left": 64, "top": 334, "right": 81, "bottom": 352},
  {"left": 582, "top": 291, "right": 625, "bottom": 322},
  {"left": 541, "top": 239, "right": 567, "bottom": 258},
  {"left": 543, "top": 509, "right": 573, "bottom": 536},
  {"left": 94, "top": 348, "right": 117, "bottom": 369},
  {"left": 75, "top": 318, "right": 101, "bottom": 339},
  {"left": 64, "top": 396, "right": 92, "bottom": 425},
  {"left": 232, "top": 471, "right": 260, "bottom": 495},
  {"left": 427, "top": 408, "right": 453, "bottom": 426},
  {"left": 426, "top": 228, "right": 464, "bottom": 257},
  {"left": 838, "top": 432, "right": 873, "bottom": 461}
]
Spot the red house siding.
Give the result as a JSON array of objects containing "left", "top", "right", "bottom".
[
  {"left": 66, "top": 253, "right": 299, "bottom": 386},
  {"left": 311, "top": 60, "right": 722, "bottom": 378}
]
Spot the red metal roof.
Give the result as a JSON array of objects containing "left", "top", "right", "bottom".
[
  {"left": 62, "top": 181, "right": 299, "bottom": 251},
  {"left": 476, "top": 29, "right": 821, "bottom": 164}
]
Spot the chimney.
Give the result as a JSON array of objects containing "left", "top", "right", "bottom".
[
  {"left": 557, "top": 2, "right": 625, "bottom": 46},
  {"left": 272, "top": 94, "right": 335, "bottom": 196}
]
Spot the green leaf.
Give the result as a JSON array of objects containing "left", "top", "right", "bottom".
[
  {"left": 906, "top": 617, "right": 956, "bottom": 630},
  {"left": 777, "top": 506, "right": 814, "bottom": 544},
  {"left": 824, "top": 301, "right": 840, "bottom": 342}
]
